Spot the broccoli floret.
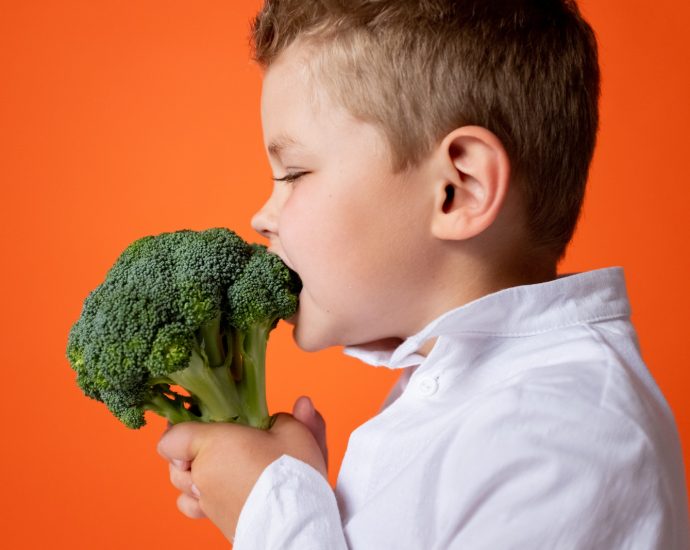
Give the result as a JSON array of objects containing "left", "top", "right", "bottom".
[{"left": 66, "top": 228, "right": 301, "bottom": 430}]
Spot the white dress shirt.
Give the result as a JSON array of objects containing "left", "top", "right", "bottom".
[{"left": 234, "top": 267, "right": 689, "bottom": 549}]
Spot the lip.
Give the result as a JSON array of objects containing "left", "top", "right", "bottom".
[{"left": 268, "top": 246, "right": 293, "bottom": 270}]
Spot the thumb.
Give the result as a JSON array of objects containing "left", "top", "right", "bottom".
[
  {"left": 292, "top": 396, "right": 328, "bottom": 468},
  {"left": 157, "top": 421, "right": 206, "bottom": 465}
]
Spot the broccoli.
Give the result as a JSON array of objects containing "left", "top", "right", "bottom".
[{"left": 65, "top": 228, "right": 301, "bottom": 430}]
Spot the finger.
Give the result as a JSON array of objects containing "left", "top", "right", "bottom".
[
  {"left": 171, "top": 459, "right": 190, "bottom": 471},
  {"left": 292, "top": 396, "right": 329, "bottom": 467},
  {"left": 157, "top": 421, "right": 206, "bottom": 464},
  {"left": 176, "top": 493, "right": 206, "bottom": 519},
  {"left": 169, "top": 463, "right": 196, "bottom": 496},
  {"left": 292, "top": 396, "right": 327, "bottom": 446}
]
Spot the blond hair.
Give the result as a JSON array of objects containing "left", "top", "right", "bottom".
[{"left": 250, "top": 0, "right": 600, "bottom": 263}]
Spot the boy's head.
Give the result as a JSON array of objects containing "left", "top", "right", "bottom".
[{"left": 249, "top": 0, "right": 600, "bottom": 351}]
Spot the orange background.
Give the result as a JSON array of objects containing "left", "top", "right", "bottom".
[{"left": 1, "top": 1, "right": 688, "bottom": 547}]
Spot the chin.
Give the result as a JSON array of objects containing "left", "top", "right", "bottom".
[{"left": 291, "top": 324, "right": 336, "bottom": 352}]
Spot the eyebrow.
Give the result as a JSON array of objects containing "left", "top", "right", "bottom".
[{"left": 267, "top": 134, "right": 304, "bottom": 160}]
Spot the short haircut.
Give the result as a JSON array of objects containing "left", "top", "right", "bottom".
[{"left": 250, "top": 0, "right": 601, "bottom": 263}]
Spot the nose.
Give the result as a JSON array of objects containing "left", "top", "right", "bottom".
[{"left": 251, "top": 190, "right": 280, "bottom": 240}]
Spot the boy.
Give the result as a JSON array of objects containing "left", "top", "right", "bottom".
[{"left": 157, "top": 0, "right": 690, "bottom": 547}]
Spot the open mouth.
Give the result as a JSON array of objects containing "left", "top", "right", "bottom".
[{"left": 284, "top": 265, "right": 302, "bottom": 326}]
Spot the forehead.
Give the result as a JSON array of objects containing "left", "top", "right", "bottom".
[
  {"left": 261, "top": 47, "right": 325, "bottom": 132},
  {"left": 260, "top": 61, "right": 341, "bottom": 166},
  {"left": 259, "top": 43, "right": 391, "bottom": 166}
]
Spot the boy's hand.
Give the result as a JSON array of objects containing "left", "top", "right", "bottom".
[{"left": 157, "top": 396, "right": 328, "bottom": 541}]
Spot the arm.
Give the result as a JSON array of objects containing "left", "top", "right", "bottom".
[{"left": 234, "top": 454, "right": 347, "bottom": 549}]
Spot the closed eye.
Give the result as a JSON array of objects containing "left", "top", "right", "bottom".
[{"left": 272, "top": 171, "right": 308, "bottom": 184}]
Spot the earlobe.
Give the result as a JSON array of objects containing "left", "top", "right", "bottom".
[{"left": 430, "top": 126, "right": 510, "bottom": 242}]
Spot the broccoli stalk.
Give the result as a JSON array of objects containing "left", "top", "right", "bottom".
[
  {"left": 164, "top": 311, "right": 245, "bottom": 423},
  {"left": 65, "top": 228, "right": 300, "bottom": 430},
  {"left": 148, "top": 318, "right": 274, "bottom": 429},
  {"left": 231, "top": 322, "right": 274, "bottom": 429},
  {"left": 145, "top": 391, "right": 199, "bottom": 425},
  {"left": 164, "top": 344, "right": 243, "bottom": 423}
]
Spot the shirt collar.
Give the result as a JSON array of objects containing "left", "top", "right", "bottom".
[{"left": 343, "top": 267, "right": 631, "bottom": 369}]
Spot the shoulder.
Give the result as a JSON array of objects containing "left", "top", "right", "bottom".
[
  {"left": 411, "top": 318, "right": 689, "bottom": 547},
  {"left": 437, "top": 320, "right": 671, "bottom": 444},
  {"left": 440, "top": 345, "right": 665, "bottom": 477},
  {"left": 443, "top": 364, "right": 646, "bottom": 460},
  {"left": 371, "top": 321, "right": 689, "bottom": 547},
  {"left": 433, "top": 366, "right": 682, "bottom": 548}
]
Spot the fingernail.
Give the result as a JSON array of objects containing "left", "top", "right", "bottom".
[{"left": 191, "top": 483, "right": 201, "bottom": 498}]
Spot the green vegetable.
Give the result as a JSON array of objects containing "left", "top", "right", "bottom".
[{"left": 66, "top": 228, "right": 301, "bottom": 430}]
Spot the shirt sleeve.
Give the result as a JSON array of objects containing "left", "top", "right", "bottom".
[{"left": 233, "top": 454, "right": 349, "bottom": 550}]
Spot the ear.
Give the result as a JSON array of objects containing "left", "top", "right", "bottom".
[{"left": 430, "top": 126, "right": 510, "bottom": 241}]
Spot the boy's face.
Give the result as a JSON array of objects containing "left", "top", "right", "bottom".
[{"left": 253, "top": 44, "right": 438, "bottom": 352}]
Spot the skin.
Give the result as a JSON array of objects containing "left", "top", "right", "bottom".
[{"left": 158, "top": 40, "right": 558, "bottom": 541}]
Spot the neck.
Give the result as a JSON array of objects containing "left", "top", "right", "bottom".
[{"left": 414, "top": 258, "right": 558, "bottom": 357}]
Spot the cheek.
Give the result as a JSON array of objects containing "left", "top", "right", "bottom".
[
  {"left": 279, "top": 191, "right": 342, "bottom": 275},
  {"left": 279, "top": 192, "right": 367, "bottom": 304},
  {"left": 282, "top": 186, "right": 410, "bottom": 278}
]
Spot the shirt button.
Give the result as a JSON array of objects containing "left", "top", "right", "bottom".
[{"left": 417, "top": 376, "right": 439, "bottom": 397}]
